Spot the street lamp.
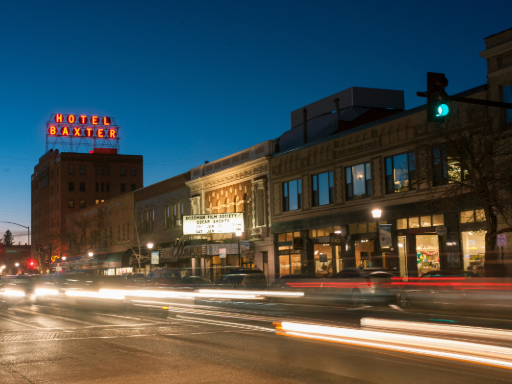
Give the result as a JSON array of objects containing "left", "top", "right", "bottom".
[
  {"left": 372, "top": 209, "right": 382, "bottom": 219},
  {"left": 147, "top": 243, "right": 154, "bottom": 249},
  {"left": 88, "top": 252, "right": 93, "bottom": 257},
  {"left": 15, "top": 263, "right": 19, "bottom": 267},
  {"left": 62, "top": 256, "right": 67, "bottom": 261}
]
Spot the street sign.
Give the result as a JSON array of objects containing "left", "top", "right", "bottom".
[
  {"left": 329, "top": 234, "right": 342, "bottom": 246},
  {"left": 219, "top": 248, "right": 227, "bottom": 259},
  {"left": 497, "top": 234, "right": 507, "bottom": 247},
  {"left": 151, "top": 251, "right": 159, "bottom": 265}
]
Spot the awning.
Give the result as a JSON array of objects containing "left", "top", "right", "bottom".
[{"left": 105, "top": 252, "right": 126, "bottom": 268}]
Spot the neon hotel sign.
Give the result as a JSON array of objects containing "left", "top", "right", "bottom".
[{"left": 47, "top": 114, "right": 118, "bottom": 139}]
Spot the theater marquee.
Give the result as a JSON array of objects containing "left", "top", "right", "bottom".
[{"left": 183, "top": 213, "right": 244, "bottom": 235}]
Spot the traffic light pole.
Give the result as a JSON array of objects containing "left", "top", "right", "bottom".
[{"left": 417, "top": 92, "right": 512, "bottom": 109}]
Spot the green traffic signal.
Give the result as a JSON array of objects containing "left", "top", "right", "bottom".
[{"left": 436, "top": 104, "right": 449, "bottom": 117}]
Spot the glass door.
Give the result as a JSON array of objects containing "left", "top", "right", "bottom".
[{"left": 398, "top": 235, "right": 407, "bottom": 277}]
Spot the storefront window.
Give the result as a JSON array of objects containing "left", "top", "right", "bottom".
[
  {"left": 409, "top": 217, "right": 419, "bottom": 228},
  {"left": 416, "top": 235, "right": 440, "bottom": 276},
  {"left": 293, "top": 231, "right": 300, "bottom": 238},
  {"left": 475, "top": 209, "right": 485, "bottom": 221},
  {"left": 367, "top": 222, "right": 377, "bottom": 233},
  {"left": 278, "top": 233, "right": 286, "bottom": 242},
  {"left": 432, "top": 214, "right": 444, "bottom": 226},
  {"left": 348, "top": 224, "right": 357, "bottom": 235},
  {"left": 355, "top": 239, "right": 376, "bottom": 268},
  {"left": 460, "top": 210, "right": 474, "bottom": 223},
  {"left": 461, "top": 231, "right": 486, "bottom": 271},
  {"left": 397, "top": 218, "right": 407, "bottom": 230},
  {"left": 420, "top": 216, "right": 431, "bottom": 227},
  {"left": 358, "top": 223, "right": 367, "bottom": 233},
  {"left": 279, "top": 254, "right": 290, "bottom": 276},
  {"left": 279, "top": 247, "right": 301, "bottom": 276},
  {"left": 397, "top": 235, "right": 407, "bottom": 277},
  {"left": 314, "top": 243, "right": 333, "bottom": 277}
]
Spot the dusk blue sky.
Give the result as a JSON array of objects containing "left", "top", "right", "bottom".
[{"left": 1, "top": 0, "right": 510, "bottom": 244}]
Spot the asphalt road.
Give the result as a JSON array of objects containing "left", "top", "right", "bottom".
[{"left": 1, "top": 299, "right": 512, "bottom": 384}]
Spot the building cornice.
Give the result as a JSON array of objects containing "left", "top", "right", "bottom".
[{"left": 480, "top": 40, "right": 512, "bottom": 59}]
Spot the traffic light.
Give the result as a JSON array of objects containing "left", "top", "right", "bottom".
[
  {"left": 427, "top": 72, "right": 449, "bottom": 123},
  {"left": 28, "top": 260, "right": 35, "bottom": 269}
]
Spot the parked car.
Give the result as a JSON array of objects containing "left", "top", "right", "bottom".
[
  {"left": 121, "top": 273, "right": 146, "bottom": 286},
  {"left": 271, "top": 274, "right": 319, "bottom": 290},
  {"left": 325, "top": 267, "right": 395, "bottom": 305},
  {"left": 214, "top": 268, "right": 267, "bottom": 290},
  {"left": 175, "top": 276, "right": 214, "bottom": 289},
  {"left": 396, "top": 269, "right": 483, "bottom": 309},
  {"left": 143, "top": 268, "right": 183, "bottom": 287}
]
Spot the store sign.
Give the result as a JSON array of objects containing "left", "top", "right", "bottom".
[
  {"left": 293, "top": 237, "right": 304, "bottom": 250},
  {"left": 379, "top": 224, "right": 392, "bottom": 248},
  {"left": 151, "top": 251, "right": 159, "bottom": 265},
  {"left": 183, "top": 213, "right": 244, "bottom": 235},
  {"left": 219, "top": 248, "right": 227, "bottom": 259},
  {"left": 329, "top": 234, "right": 342, "bottom": 246},
  {"left": 47, "top": 114, "right": 118, "bottom": 139},
  {"left": 435, "top": 226, "right": 448, "bottom": 237},
  {"left": 497, "top": 234, "right": 507, "bottom": 247},
  {"left": 161, "top": 237, "right": 203, "bottom": 261}
]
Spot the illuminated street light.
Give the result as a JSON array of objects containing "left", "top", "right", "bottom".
[
  {"left": 235, "top": 230, "right": 243, "bottom": 237},
  {"left": 372, "top": 209, "right": 382, "bottom": 219},
  {"left": 15, "top": 263, "right": 19, "bottom": 267},
  {"left": 88, "top": 252, "right": 93, "bottom": 257},
  {"left": 62, "top": 256, "right": 67, "bottom": 261},
  {"left": 147, "top": 243, "right": 154, "bottom": 249}
]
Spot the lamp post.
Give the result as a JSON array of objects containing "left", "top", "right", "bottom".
[
  {"left": 88, "top": 252, "right": 94, "bottom": 257},
  {"left": 372, "top": 209, "right": 382, "bottom": 219}
]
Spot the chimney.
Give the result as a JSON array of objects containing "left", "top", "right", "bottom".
[
  {"left": 204, "top": 161, "right": 209, "bottom": 164},
  {"left": 333, "top": 98, "right": 341, "bottom": 121},
  {"left": 303, "top": 108, "right": 308, "bottom": 144}
]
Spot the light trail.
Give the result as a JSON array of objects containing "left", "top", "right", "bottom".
[{"left": 276, "top": 321, "right": 512, "bottom": 370}]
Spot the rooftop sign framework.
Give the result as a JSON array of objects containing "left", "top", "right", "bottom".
[{"left": 46, "top": 113, "right": 120, "bottom": 153}]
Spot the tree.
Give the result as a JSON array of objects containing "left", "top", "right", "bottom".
[
  {"left": 65, "top": 210, "right": 108, "bottom": 257},
  {"left": 416, "top": 103, "right": 512, "bottom": 276},
  {"left": 2, "top": 230, "right": 14, "bottom": 246}
]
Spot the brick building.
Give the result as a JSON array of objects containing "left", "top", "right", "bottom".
[{"left": 31, "top": 148, "right": 143, "bottom": 269}]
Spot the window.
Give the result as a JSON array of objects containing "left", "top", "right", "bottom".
[
  {"left": 109, "top": 227, "right": 112, "bottom": 245},
  {"left": 106, "top": 167, "right": 110, "bottom": 175},
  {"left": 433, "top": 144, "right": 464, "bottom": 186},
  {"left": 127, "top": 223, "right": 130, "bottom": 241},
  {"left": 503, "top": 84, "right": 512, "bottom": 124},
  {"left": 79, "top": 198, "right": 85, "bottom": 208},
  {"left": 385, "top": 152, "right": 416, "bottom": 194},
  {"left": 346, "top": 163, "right": 371, "bottom": 200},
  {"left": 79, "top": 165, "right": 86, "bottom": 175},
  {"left": 120, "top": 166, "right": 126, "bottom": 176},
  {"left": 312, "top": 171, "right": 333, "bottom": 206},
  {"left": 131, "top": 167, "right": 136, "bottom": 176},
  {"left": 461, "top": 209, "right": 485, "bottom": 223},
  {"left": 68, "top": 165, "right": 74, "bottom": 174},
  {"left": 80, "top": 182, "right": 85, "bottom": 192},
  {"left": 101, "top": 183, "right": 104, "bottom": 192},
  {"left": 398, "top": 215, "right": 444, "bottom": 228},
  {"left": 283, "top": 179, "right": 302, "bottom": 212},
  {"left": 121, "top": 183, "right": 126, "bottom": 192},
  {"left": 95, "top": 166, "right": 99, "bottom": 175},
  {"left": 106, "top": 183, "right": 110, "bottom": 192},
  {"left": 118, "top": 225, "right": 121, "bottom": 242},
  {"left": 101, "top": 167, "right": 104, "bottom": 175},
  {"left": 68, "top": 199, "right": 74, "bottom": 208},
  {"left": 131, "top": 183, "right": 136, "bottom": 191},
  {"left": 68, "top": 182, "right": 74, "bottom": 191},
  {"left": 172, "top": 204, "right": 177, "bottom": 227},
  {"left": 164, "top": 205, "right": 170, "bottom": 229}
]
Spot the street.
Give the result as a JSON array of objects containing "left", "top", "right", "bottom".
[{"left": 1, "top": 299, "right": 511, "bottom": 384}]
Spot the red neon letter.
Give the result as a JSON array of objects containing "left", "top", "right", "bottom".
[
  {"left": 73, "top": 127, "right": 82, "bottom": 137},
  {"left": 91, "top": 116, "right": 99, "bottom": 125},
  {"left": 67, "top": 115, "right": 76, "bottom": 124},
  {"left": 85, "top": 128, "right": 93, "bottom": 137},
  {"left": 61, "top": 127, "right": 70, "bottom": 136},
  {"left": 97, "top": 129, "right": 104, "bottom": 138},
  {"left": 79, "top": 115, "right": 88, "bottom": 124},
  {"left": 109, "top": 129, "right": 117, "bottom": 138},
  {"left": 48, "top": 126, "right": 57, "bottom": 135},
  {"left": 55, "top": 114, "right": 63, "bottom": 123},
  {"left": 102, "top": 116, "right": 111, "bottom": 125}
]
